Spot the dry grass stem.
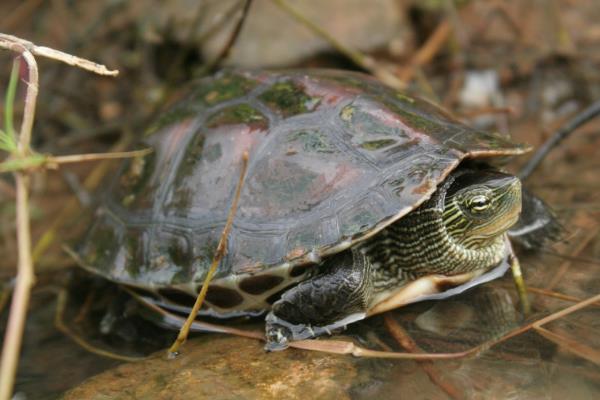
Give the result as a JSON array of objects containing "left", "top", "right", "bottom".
[
  {"left": 534, "top": 326, "right": 600, "bottom": 365},
  {"left": 0, "top": 148, "right": 152, "bottom": 173},
  {"left": 0, "top": 33, "right": 118, "bottom": 76},
  {"left": 526, "top": 286, "right": 600, "bottom": 306},
  {"left": 520, "top": 98, "right": 600, "bottom": 179},
  {"left": 270, "top": 0, "right": 404, "bottom": 89},
  {"left": 0, "top": 42, "right": 38, "bottom": 400},
  {"left": 54, "top": 290, "right": 146, "bottom": 363},
  {"left": 291, "top": 292, "right": 600, "bottom": 360},
  {"left": 49, "top": 149, "right": 153, "bottom": 165},
  {"left": 384, "top": 315, "right": 464, "bottom": 400},
  {"left": 125, "top": 286, "right": 265, "bottom": 341},
  {"left": 398, "top": 20, "right": 452, "bottom": 84},
  {"left": 125, "top": 280, "right": 600, "bottom": 362},
  {"left": 0, "top": 32, "right": 119, "bottom": 400},
  {"left": 33, "top": 133, "right": 137, "bottom": 262},
  {"left": 545, "top": 225, "right": 599, "bottom": 290},
  {"left": 15, "top": 51, "right": 37, "bottom": 152},
  {"left": 196, "top": 0, "right": 244, "bottom": 45},
  {"left": 0, "top": 175, "right": 33, "bottom": 400},
  {"left": 206, "top": 0, "right": 253, "bottom": 72},
  {"left": 168, "top": 151, "right": 249, "bottom": 356}
]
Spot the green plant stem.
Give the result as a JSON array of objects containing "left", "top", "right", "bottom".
[
  {"left": 4, "top": 59, "right": 19, "bottom": 144},
  {"left": 0, "top": 34, "right": 119, "bottom": 400},
  {"left": 0, "top": 175, "right": 33, "bottom": 400},
  {"left": 0, "top": 46, "right": 38, "bottom": 400}
]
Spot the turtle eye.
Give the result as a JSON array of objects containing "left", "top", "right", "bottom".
[{"left": 468, "top": 194, "right": 491, "bottom": 213}]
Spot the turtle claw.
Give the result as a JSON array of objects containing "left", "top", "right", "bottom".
[
  {"left": 264, "top": 312, "right": 295, "bottom": 351},
  {"left": 264, "top": 312, "right": 312, "bottom": 351},
  {"left": 264, "top": 324, "right": 291, "bottom": 352}
]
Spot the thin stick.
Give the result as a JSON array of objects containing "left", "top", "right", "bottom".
[
  {"left": 0, "top": 34, "right": 119, "bottom": 400},
  {"left": 519, "top": 99, "right": 600, "bottom": 180},
  {"left": 33, "top": 133, "right": 137, "bottom": 262},
  {"left": 384, "top": 315, "right": 464, "bottom": 400},
  {"left": 0, "top": 175, "right": 33, "bottom": 400},
  {"left": 196, "top": 0, "right": 244, "bottom": 45},
  {"left": 398, "top": 20, "right": 452, "bottom": 84},
  {"left": 270, "top": 0, "right": 404, "bottom": 89},
  {"left": 291, "top": 292, "right": 600, "bottom": 360},
  {"left": 14, "top": 51, "right": 38, "bottom": 155},
  {"left": 54, "top": 289, "right": 146, "bottom": 363},
  {"left": 136, "top": 283, "right": 600, "bottom": 362},
  {"left": 124, "top": 286, "right": 265, "bottom": 341},
  {"left": 534, "top": 326, "right": 600, "bottom": 365},
  {"left": 50, "top": 148, "right": 153, "bottom": 165},
  {"left": 539, "top": 250, "right": 600, "bottom": 267},
  {"left": 206, "top": 0, "right": 253, "bottom": 72},
  {"left": 0, "top": 33, "right": 118, "bottom": 77},
  {"left": 532, "top": 293, "right": 600, "bottom": 329},
  {"left": 168, "top": 151, "right": 249, "bottom": 356},
  {"left": 545, "top": 226, "right": 599, "bottom": 290},
  {"left": 0, "top": 148, "right": 152, "bottom": 173},
  {"left": 526, "top": 286, "right": 600, "bottom": 307},
  {"left": 0, "top": 46, "right": 38, "bottom": 400},
  {"left": 270, "top": 0, "right": 367, "bottom": 69}
]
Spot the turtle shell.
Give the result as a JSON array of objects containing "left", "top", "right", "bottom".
[{"left": 78, "top": 69, "right": 529, "bottom": 307}]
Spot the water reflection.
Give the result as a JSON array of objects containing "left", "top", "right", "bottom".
[{"left": 8, "top": 249, "right": 600, "bottom": 400}]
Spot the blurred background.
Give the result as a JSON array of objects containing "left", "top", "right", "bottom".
[{"left": 0, "top": 1, "right": 599, "bottom": 398}]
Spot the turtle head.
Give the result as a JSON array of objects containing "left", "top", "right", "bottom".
[{"left": 443, "top": 170, "right": 522, "bottom": 247}]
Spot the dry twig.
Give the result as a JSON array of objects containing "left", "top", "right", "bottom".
[
  {"left": 54, "top": 289, "right": 146, "bottom": 363},
  {"left": 398, "top": 20, "right": 453, "bottom": 84},
  {"left": 534, "top": 326, "right": 600, "bottom": 365},
  {"left": 206, "top": 0, "right": 253, "bottom": 72},
  {"left": 0, "top": 148, "right": 152, "bottom": 174},
  {"left": 0, "top": 33, "right": 118, "bottom": 77},
  {"left": 32, "top": 132, "right": 137, "bottom": 262},
  {"left": 290, "top": 292, "right": 600, "bottom": 360},
  {"left": 270, "top": 0, "right": 404, "bottom": 89},
  {"left": 0, "top": 33, "right": 119, "bottom": 400},
  {"left": 168, "top": 151, "right": 249, "bottom": 356},
  {"left": 384, "top": 315, "right": 464, "bottom": 400},
  {"left": 520, "top": 99, "right": 600, "bottom": 180},
  {"left": 545, "top": 225, "right": 599, "bottom": 290},
  {"left": 0, "top": 44, "right": 38, "bottom": 400}
]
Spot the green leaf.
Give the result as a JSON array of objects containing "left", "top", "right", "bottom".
[
  {"left": 0, "top": 129, "right": 16, "bottom": 152},
  {"left": 4, "top": 59, "right": 19, "bottom": 144}
]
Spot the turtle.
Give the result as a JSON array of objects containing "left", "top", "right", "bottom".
[{"left": 76, "top": 69, "right": 557, "bottom": 351}]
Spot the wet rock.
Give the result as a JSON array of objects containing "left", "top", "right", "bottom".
[{"left": 62, "top": 336, "right": 362, "bottom": 400}]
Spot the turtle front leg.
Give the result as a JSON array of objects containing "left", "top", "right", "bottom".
[{"left": 265, "top": 249, "right": 373, "bottom": 351}]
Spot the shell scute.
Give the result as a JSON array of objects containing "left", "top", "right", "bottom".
[
  {"left": 338, "top": 99, "right": 434, "bottom": 168},
  {"left": 194, "top": 71, "right": 260, "bottom": 106},
  {"left": 258, "top": 79, "right": 321, "bottom": 117},
  {"left": 205, "top": 103, "right": 268, "bottom": 130},
  {"left": 79, "top": 69, "right": 528, "bottom": 290}
]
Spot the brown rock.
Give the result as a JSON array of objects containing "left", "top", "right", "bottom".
[{"left": 62, "top": 336, "right": 361, "bottom": 400}]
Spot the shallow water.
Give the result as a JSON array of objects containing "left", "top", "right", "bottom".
[
  {"left": 7, "top": 237, "right": 600, "bottom": 400},
  {"left": 6, "top": 119, "right": 600, "bottom": 399}
]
